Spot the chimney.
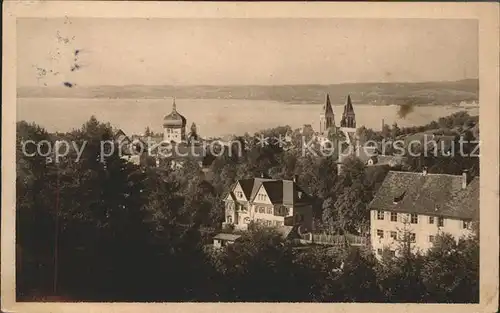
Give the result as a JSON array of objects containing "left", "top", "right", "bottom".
[
  {"left": 462, "top": 169, "right": 469, "bottom": 189},
  {"left": 422, "top": 166, "right": 428, "bottom": 176},
  {"left": 261, "top": 172, "right": 265, "bottom": 178}
]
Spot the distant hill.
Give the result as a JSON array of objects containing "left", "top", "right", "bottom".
[{"left": 17, "top": 79, "right": 478, "bottom": 105}]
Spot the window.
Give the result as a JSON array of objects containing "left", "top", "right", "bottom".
[
  {"left": 438, "top": 217, "right": 444, "bottom": 227},
  {"left": 377, "top": 211, "right": 384, "bottom": 220},
  {"left": 429, "top": 235, "right": 435, "bottom": 243},
  {"left": 428, "top": 216, "right": 434, "bottom": 224},
  {"left": 377, "top": 229, "right": 384, "bottom": 238},
  {"left": 390, "top": 212, "right": 398, "bottom": 222},
  {"left": 266, "top": 207, "right": 273, "bottom": 214},
  {"left": 389, "top": 250, "right": 396, "bottom": 257},
  {"left": 410, "top": 233, "right": 416, "bottom": 242},
  {"left": 410, "top": 214, "right": 418, "bottom": 224},
  {"left": 255, "top": 207, "right": 259, "bottom": 213},
  {"left": 259, "top": 207, "right": 265, "bottom": 213},
  {"left": 377, "top": 249, "right": 383, "bottom": 255},
  {"left": 463, "top": 220, "right": 470, "bottom": 229},
  {"left": 227, "top": 216, "right": 232, "bottom": 223},
  {"left": 390, "top": 231, "right": 397, "bottom": 240}
]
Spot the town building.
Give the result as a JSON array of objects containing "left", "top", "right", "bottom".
[
  {"left": 213, "top": 233, "right": 242, "bottom": 249},
  {"left": 222, "top": 176, "right": 314, "bottom": 232},
  {"left": 368, "top": 168, "right": 479, "bottom": 258},
  {"left": 163, "top": 98, "right": 187, "bottom": 143}
]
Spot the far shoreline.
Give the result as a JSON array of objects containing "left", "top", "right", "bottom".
[{"left": 15, "top": 96, "right": 480, "bottom": 108}]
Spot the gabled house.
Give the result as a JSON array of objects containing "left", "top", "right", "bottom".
[
  {"left": 368, "top": 168, "right": 479, "bottom": 258},
  {"left": 222, "top": 177, "right": 313, "bottom": 232}
]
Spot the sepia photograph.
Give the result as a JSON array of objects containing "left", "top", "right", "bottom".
[{"left": 2, "top": 2, "right": 499, "bottom": 313}]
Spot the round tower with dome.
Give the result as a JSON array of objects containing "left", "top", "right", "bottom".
[{"left": 163, "top": 98, "right": 187, "bottom": 143}]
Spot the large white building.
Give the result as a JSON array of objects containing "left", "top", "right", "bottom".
[
  {"left": 369, "top": 169, "right": 479, "bottom": 258},
  {"left": 222, "top": 177, "right": 314, "bottom": 232}
]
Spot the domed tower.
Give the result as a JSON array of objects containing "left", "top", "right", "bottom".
[{"left": 163, "top": 98, "right": 187, "bottom": 143}]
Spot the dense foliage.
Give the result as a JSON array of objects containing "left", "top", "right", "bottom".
[{"left": 16, "top": 112, "right": 479, "bottom": 302}]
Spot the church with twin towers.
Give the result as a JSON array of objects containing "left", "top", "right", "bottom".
[
  {"left": 316, "top": 93, "right": 363, "bottom": 173},
  {"left": 319, "top": 93, "right": 358, "bottom": 145}
]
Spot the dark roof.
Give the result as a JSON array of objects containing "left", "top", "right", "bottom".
[
  {"left": 163, "top": 100, "right": 186, "bottom": 128},
  {"left": 214, "top": 233, "right": 241, "bottom": 241},
  {"left": 237, "top": 178, "right": 273, "bottom": 200},
  {"left": 343, "top": 95, "right": 355, "bottom": 115},
  {"left": 323, "top": 94, "right": 334, "bottom": 116},
  {"left": 229, "top": 177, "right": 312, "bottom": 206},
  {"left": 443, "top": 176, "right": 479, "bottom": 219},
  {"left": 369, "top": 171, "right": 479, "bottom": 219},
  {"left": 114, "top": 129, "right": 131, "bottom": 144}
]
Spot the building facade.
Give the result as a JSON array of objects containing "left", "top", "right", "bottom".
[
  {"left": 222, "top": 177, "right": 314, "bottom": 232},
  {"left": 369, "top": 169, "right": 479, "bottom": 258}
]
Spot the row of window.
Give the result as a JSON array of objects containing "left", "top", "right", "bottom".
[
  {"left": 376, "top": 229, "right": 437, "bottom": 243},
  {"left": 164, "top": 129, "right": 181, "bottom": 134},
  {"left": 255, "top": 206, "right": 273, "bottom": 214},
  {"left": 256, "top": 219, "right": 283, "bottom": 227},
  {"left": 376, "top": 211, "right": 445, "bottom": 227},
  {"left": 256, "top": 193, "right": 268, "bottom": 201}
]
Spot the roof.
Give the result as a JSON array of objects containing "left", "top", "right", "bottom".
[
  {"left": 214, "top": 233, "right": 242, "bottom": 241},
  {"left": 163, "top": 99, "right": 186, "bottom": 128},
  {"left": 323, "top": 94, "right": 334, "bottom": 116},
  {"left": 443, "top": 176, "right": 479, "bottom": 219},
  {"left": 228, "top": 177, "right": 312, "bottom": 206},
  {"left": 114, "top": 129, "right": 131, "bottom": 144},
  {"left": 369, "top": 171, "right": 479, "bottom": 219},
  {"left": 275, "top": 226, "right": 295, "bottom": 239}
]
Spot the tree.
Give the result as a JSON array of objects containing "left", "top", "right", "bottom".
[{"left": 421, "top": 233, "right": 479, "bottom": 303}]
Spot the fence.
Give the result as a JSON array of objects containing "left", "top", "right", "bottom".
[{"left": 301, "top": 232, "right": 368, "bottom": 246}]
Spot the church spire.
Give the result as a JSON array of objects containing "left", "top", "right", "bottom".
[
  {"left": 340, "top": 94, "right": 356, "bottom": 128},
  {"left": 172, "top": 97, "right": 177, "bottom": 112},
  {"left": 345, "top": 94, "right": 354, "bottom": 113},
  {"left": 324, "top": 93, "right": 334, "bottom": 115}
]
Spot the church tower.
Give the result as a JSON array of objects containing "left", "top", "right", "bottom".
[
  {"left": 340, "top": 94, "right": 356, "bottom": 129},
  {"left": 163, "top": 98, "right": 187, "bottom": 143},
  {"left": 338, "top": 94, "right": 359, "bottom": 174},
  {"left": 340, "top": 94, "right": 357, "bottom": 145},
  {"left": 319, "top": 93, "right": 335, "bottom": 135}
]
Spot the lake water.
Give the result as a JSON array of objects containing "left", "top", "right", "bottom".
[{"left": 16, "top": 98, "right": 479, "bottom": 138}]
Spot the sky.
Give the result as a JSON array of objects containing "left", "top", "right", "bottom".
[{"left": 17, "top": 18, "right": 478, "bottom": 86}]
